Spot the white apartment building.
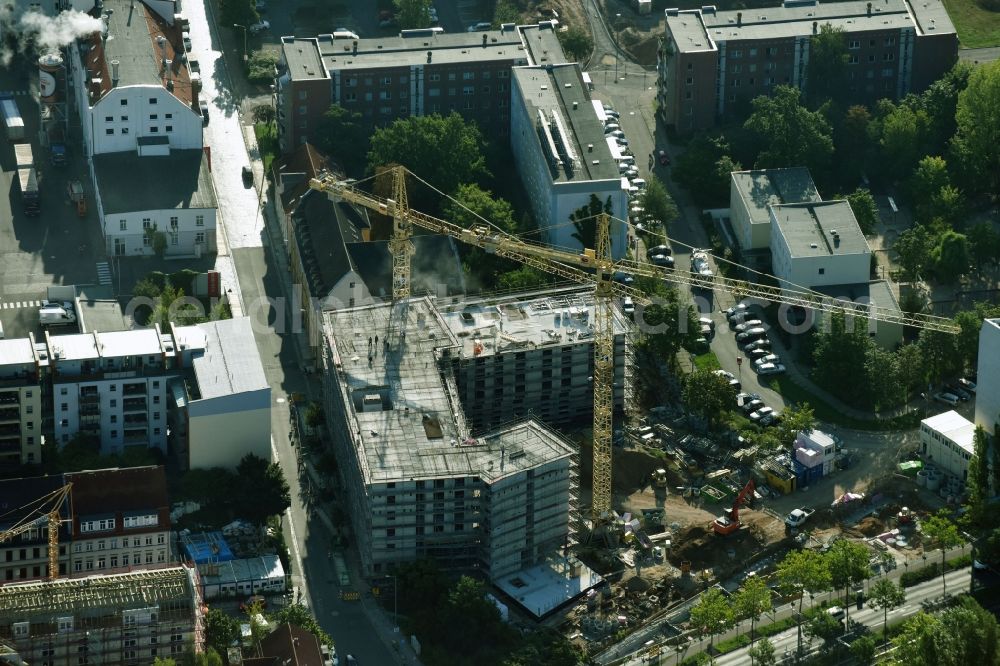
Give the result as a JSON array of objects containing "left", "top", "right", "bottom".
[
  {"left": 729, "top": 168, "right": 821, "bottom": 258},
  {"left": 769, "top": 201, "right": 872, "bottom": 291},
  {"left": 511, "top": 64, "right": 629, "bottom": 259},
  {"left": 921, "top": 410, "right": 976, "bottom": 481},
  {"left": 975, "top": 318, "right": 1000, "bottom": 437},
  {"left": 0, "top": 337, "right": 44, "bottom": 468}
]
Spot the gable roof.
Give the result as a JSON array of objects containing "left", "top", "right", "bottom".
[
  {"left": 66, "top": 466, "right": 168, "bottom": 517},
  {"left": 243, "top": 623, "right": 325, "bottom": 666},
  {"left": 272, "top": 143, "right": 337, "bottom": 214},
  {"left": 291, "top": 189, "right": 370, "bottom": 301}
]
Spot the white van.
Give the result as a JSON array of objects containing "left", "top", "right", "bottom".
[
  {"left": 39, "top": 306, "right": 77, "bottom": 327},
  {"left": 332, "top": 30, "right": 360, "bottom": 40}
]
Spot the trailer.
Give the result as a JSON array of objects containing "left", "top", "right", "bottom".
[
  {"left": 0, "top": 96, "right": 25, "bottom": 141},
  {"left": 17, "top": 166, "right": 40, "bottom": 216},
  {"left": 14, "top": 143, "right": 33, "bottom": 169}
]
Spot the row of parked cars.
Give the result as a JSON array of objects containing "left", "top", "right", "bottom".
[
  {"left": 725, "top": 304, "right": 786, "bottom": 376},
  {"left": 602, "top": 104, "right": 648, "bottom": 205},
  {"left": 736, "top": 391, "right": 781, "bottom": 426},
  {"left": 933, "top": 375, "right": 977, "bottom": 406}
]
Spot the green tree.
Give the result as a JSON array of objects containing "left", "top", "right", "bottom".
[
  {"left": 569, "top": 194, "right": 613, "bottom": 251},
  {"left": 445, "top": 183, "right": 518, "bottom": 284},
  {"left": 771, "top": 403, "right": 816, "bottom": 449},
  {"left": 921, "top": 511, "right": 963, "bottom": 597},
  {"left": 689, "top": 587, "right": 735, "bottom": 652},
  {"left": 812, "top": 313, "right": 875, "bottom": 407},
  {"left": 967, "top": 222, "right": 1000, "bottom": 271},
  {"left": 877, "top": 101, "right": 931, "bottom": 183},
  {"left": 367, "top": 113, "right": 488, "bottom": 211},
  {"left": 557, "top": 26, "right": 593, "bottom": 62},
  {"left": 806, "top": 23, "right": 849, "bottom": 107},
  {"left": 835, "top": 105, "right": 874, "bottom": 184},
  {"left": 777, "top": 549, "right": 831, "bottom": 654},
  {"left": 682, "top": 368, "right": 737, "bottom": 428},
  {"left": 894, "top": 224, "right": 936, "bottom": 281},
  {"left": 843, "top": 188, "right": 879, "bottom": 235},
  {"left": 204, "top": 608, "right": 240, "bottom": 656},
  {"left": 496, "top": 265, "right": 552, "bottom": 292},
  {"left": 246, "top": 50, "right": 279, "bottom": 85},
  {"left": 220, "top": 0, "right": 257, "bottom": 32},
  {"left": 747, "top": 636, "right": 777, "bottom": 666},
  {"left": 916, "top": 328, "right": 960, "bottom": 386},
  {"left": 251, "top": 104, "right": 276, "bottom": 126},
  {"left": 867, "top": 344, "right": 903, "bottom": 411},
  {"left": 931, "top": 230, "right": 971, "bottom": 282},
  {"left": 910, "top": 155, "right": 950, "bottom": 221},
  {"left": 869, "top": 578, "right": 905, "bottom": 644},
  {"left": 891, "top": 598, "right": 1000, "bottom": 666},
  {"left": 180, "top": 648, "right": 224, "bottom": 666},
  {"left": 851, "top": 634, "right": 877, "bottom": 665},
  {"left": 503, "top": 627, "right": 584, "bottom": 666},
  {"left": 953, "top": 59, "right": 1000, "bottom": 195},
  {"left": 744, "top": 86, "right": 834, "bottom": 177},
  {"left": 806, "top": 610, "right": 843, "bottom": 643},
  {"left": 235, "top": 454, "right": 291, "bottom": 525},
  {"left": 316, "top": 104, "right": 369, "bottom": 175},
  {"left": 825, "top": 539, "right": 871, "bottom": 626},
  {"left": 394, "top": 0, "right": 431, "bottom": 29},
  {"left": 634, "top": 278, "right": 699, "bottom": 365},
  {"left": 967, "top": 425, "right": 992, "bottom": 523},
  {"left": 274, "top": 603, "right": 334, "bottom": 647},
  {"left": 734, "top": 575, "right": 772, "bottom": 646},
  {"left": 672, "top": 133, "right": 739, "bottom": 206},
  {"left": 638, "top": 178, "right": 679, "bottom": 229}
]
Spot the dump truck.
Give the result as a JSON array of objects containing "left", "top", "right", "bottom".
[{"left": 1, "top": 95, "right": 24, "bottom": 140}]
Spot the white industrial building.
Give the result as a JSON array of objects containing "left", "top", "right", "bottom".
[
  {"left": 975, "top": 318, "right": 1000, "bottom": 437},
  {"left": 920, "top": 410, "right": 976, "bottom": 481},
  {"left": 769, "top": 200, "right": 872, "bottom": 291},
  {"left": 198, "top": 554, "right": 286, "bottom": 599},
  {"left": 511, "top": 63, "right": 629, "bottom": 259},
  {"left": 729, "top": 168, "right": 821, "bottom": 261},
  {"left": 172, "top": 318, "right": 271, "bottom": 470}
]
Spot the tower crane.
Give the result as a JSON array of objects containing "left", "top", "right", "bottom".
[
  {"left": 0, "top": 483, "right": 72, "bottom": 581},
  {"left": 310, "top": 166, "right": 959, "bottom": 525}
]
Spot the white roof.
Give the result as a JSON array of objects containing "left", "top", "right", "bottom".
[
  {"left": 191, "top": 318, "right": 268, "bottom": 399},
  {"left": 0, "top": 338, "right": 35, "bottom": 367},
  {"left": 96, "top": 329, "right": 162, "bottom": 358},
  {"left": 922, "top": 410, "right": 976, "bottom": 454}
]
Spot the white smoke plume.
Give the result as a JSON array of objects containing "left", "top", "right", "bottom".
[{"left": 1, "top": 9, "right": 103, "bottom": 66}]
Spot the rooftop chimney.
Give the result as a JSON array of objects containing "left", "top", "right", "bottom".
[
  {"left": 867, "top": 1, "right": 872, "bottom": 15},
  {"left": 812, "top": 20, "right": 818, "bottom": 34},
  {"left": 737, "top": 11, "right": 742, "bottom": 26},
  {"left": 426, "top": 50, "right": 432, "bottom": 63},
  {"left": 482, "top": 33, "right": 487, "bottom": 47}
]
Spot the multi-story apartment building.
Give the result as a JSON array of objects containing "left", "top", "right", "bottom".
[
  {"left": 975, "top": 318, "right": 1000, "bottom": 438},
  {"left": 510, "top": 63, "right": 630, "bottom": 259},
  {"left": 439, "top": 289, "right": 627, "bottom": 433},
  {"left": 0, "top": 336, "right": 44, "bottom": 467},
  {"left": 0, "top": 566, "right": 203, "bottom": 666},
  {"left": 321, "top": 297, "right": 582, "bottom": 581},
  {"left": 66, "top": 466, "right": 173, "bottom": 576},
  {"left": 657, "top": 0, "right": 958, "bottom": 132},
  {"left": 274, "top": 23, "right": 571, "bottom": 153},
  {"left": 0, "top": 475, "right": 72, "bottom": 583}
]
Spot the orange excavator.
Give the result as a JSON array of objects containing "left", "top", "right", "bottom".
[{"left": 712, "top": 479, "right": 755, "bottom": 536}]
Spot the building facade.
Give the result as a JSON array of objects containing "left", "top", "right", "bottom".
[
  {"left": 275, "top": 27, "right": 531, "bottom": 153},
  {"left": 0, "top": 337, "right": 44, "bottom": 468},
  {"left": 657, "top": 0, "right": 958, "bottom": 132},
  {"left": 0, "top": 476, "right": 72, "bottom": 583},
  {"left": 975, "top": 318, "right": 1000, "bottom": 437},
  {"left": 729, "top": 168, "right": 821, "bottom": 258},
  {"left": 920, "top": 410, "right": 975, "bottom": 480},
  {"left": 0, "top": 566, "right": 203, "bottom": 666},
  {"left": 510, "top": 64, "right": 629, "bottom": 258}
]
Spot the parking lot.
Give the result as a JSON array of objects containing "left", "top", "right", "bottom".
[{"left": 0, "top": 52, "right": 109, "bottom": 340}]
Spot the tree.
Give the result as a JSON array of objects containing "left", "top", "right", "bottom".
[
  {"left": 910, "top": 155, "right": 951, "bottom": 222},
  {"left": 744, "top": 86, "right": 834, "bottom": 177},
  {"left": 569, "top": 194, "right": 613, "bottom": 251},
  {"left": 895, "top": 341, "right": 927, "bottom": 398},
  {"left": 806, "top": 610, "right": 842, "bottom": 643},
  {"left": 835, "top": 105, "right": 874, "bottom": 182},
  {"left": 931, "top": 230, "right": 970, "bottom": 282},
  {"left": 496, "top": 265, "right": 552, "bottom": 292},
  {"left": 747, "top": 636, "right": 777, "bottom": 666},
  {"left": 851, "top": 635, "right": 877, "bottom": 665},
  {"left": 689, "top": 587, "right": 735, "bottom": 652},
  {"left": 771, "top": 403, "right": 816, "bottom": 449},
  {"left": 445, "top": 183, "right": 518, "bottom": 284},
  {"left": 843, "top": 188, "right": 879, "bottom": 235},
  {"left": 812, "top": 312, "right": 876, "bottom": 407},
  {"left": 672, "top": 133, "right": 739, "bottom": 206},
  {"left": 869, "top": 578, "right": 905, "bottom": 644},
  {"left": 894, "top": 224, "right": 936, "bottom": 281},
  {"left": 867, "top": 344, "right": 903, "bottom": 411},
  {"left": 967, "top": 426, "right": 992, "bottom": 523},
  {"left": 251, "top": 104, "right": 276, "bottom": 126},
  {"left": 921, "top": 511, "right": 963, "bottom": 597},
  {"left": 220, "top": 0, "right": 257, "bottom": 31},
  {"left": 734, "top": 576, "right": 772, "bottom": 647},
  {"left": 682, "top": 368, "right": 737, "bottom": 428},
  {"left": 204, "top": 608, "right": 240, "bottom": 656},
  {"left": 953, "top": 59, "right": 1000, "bottom": 195},
  {"left": 967, "top": 222, "right": 1000, "bottom": 271},
  {"left": 557, "top": 26, "right": 593, "bottom": 62},
  {"left": 235, "top": 454, "right": 291, "bottom": 525},
  {"left": 274, "top": 603, "right": 334, "bottom": 647},
  {"left": 246, "top": 50, "right": 279, "bottom": 85},
  {"left": 806, "top": 24, "right": 849, "bottom": 107},
  {"left": 891, "top": 597, "right": 1000, "bottom": 666},
  {"left": 877, "top": 101, "right": 931, "bottom": 183},
  {"left": 367, "top": 113, "right": 488, "bottom": 211},
  {"left": 777, "top": 549, "right": 831, "bottom": 654},
  {"left": 316, "top": 104, "right": 368, "bottom": 175},
  {"left": 638, "top": 178, "right": 679, "bottom": 229},
  {"left": 394, "top": 0, "right": 431, "bottom": 29},
  {"left": 916, "top": 328, "right": 960, "bottom": 385},
  {"left": 634, "top": 278, "right": 699, "bottom": 364},
  {"left": 825, "top": 539, "right": 871, "bottom": 626}
]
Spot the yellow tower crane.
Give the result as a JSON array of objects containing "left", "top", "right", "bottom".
[
  {"left": 0, "top": 483, "right": 73, "bottom": 581},
  {"left": 310, "top": 166, "right": 959, "bottom": 524}
]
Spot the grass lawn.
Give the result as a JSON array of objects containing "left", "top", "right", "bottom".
[
  {"left": 693, "top": 351, "right": 721, "bottom": 371},
  {"left": 942, "top": 0, "right": 1000, "bottom": 47},
  {"left": 772, "top": 374, "right": 877, "bottom": 430},
  {"left": 254, "top": 123, "right": 279, "bottom": 174}
]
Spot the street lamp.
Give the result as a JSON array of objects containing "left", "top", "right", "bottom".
[{"left": 233, "top": 24, "right": 248, "bottom": 63}]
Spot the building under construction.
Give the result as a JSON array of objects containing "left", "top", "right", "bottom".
[
  {"left": 320, "top": 287, "right": 628, "bottom": 581},
  {"left": 0, "top": 565, "right": 203, "bottom": 665}
]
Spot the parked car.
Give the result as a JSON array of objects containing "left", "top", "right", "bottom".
[
  {"left": 958, "top": 377, "right": 977, "bottom": 393},
  {"left": 650, "top": 254, "right": 675, "bottom": 268},
  {"left": 750, "top": 406, "right": 775, "bottom": 422},
  {"left": 622, "top": 296, "right": 635, "bottom": 315},
  {"left": 698, "top": 316, "right": 715, "bottom": 331},
  {"left": 658, "top": 149, "right": 670, "bottom": 166},
  {"left": 753, "top": 354, "right": 780, "bottom": 368},
  {"left": 199, "top": 99, "right": 209, "bottom": 125},
  {"left": 468, "top": 21, "right": 492, "bottom": 31},
  {"left": 745, "top": 348, "right": 770, "bottom": 361},
  {"left": 617, "top": 137, "right": 630, "bottom": 147},
  {"left": 742, "top": 399, "right": 765, "bottom": 414},
  {"left": 946, "top": 384, "right": 970, "bottom": 401},
  {"left": 182, "top": 31, "right": 191, "bottom": 51},
  {"left": 725, "top": 303, "right": 748, "bottom": 320},
  {"left": 605, "top": 109, "right": 620, "bottom": 119},
  {"left": 734, "top": 320, "right": 764, "bottom": 333},
  {"left": 736, "top": 327, "right": 767, "bottom": 342},
  {"left": 647, "top": 244, "right": 672, "bottom": 257},
  {"left": 934, "top": 392, "right": 960, "bottom": 406},
  {"left": 249, "top": 20, "right": 270, "bottom": 34},
  {"left": 604, "top": 124, "right": 621, "bottom": 134},
  {"left": 756, "top": 363, "right": 786, "bottom": 376},
  {"left": 741, "top": 337, "right": 771, "bottom": 352},
  {"left": 242, "top": 165, "right": 253, "bottom": 186},
  {"left": 631, "top": 177, "right": 647, "bottom": 190}
]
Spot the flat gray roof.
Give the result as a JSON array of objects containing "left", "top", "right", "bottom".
[
  {"left": 732, "top": 168, "right": 821, "bottom": 226},
  {"left": 815, "top": 279, "right": 900, "bottom": 310},
  {"left": 772, "top": 200, "right": 870, "bottom": 257},
  {"left": 188, "top": 318, "right": 268, "bottom": 399},
  {"left": 94, "top": 150, "right": 217, "bottom": 215},
  {"left": 668, "top": 0, "right": 955, "bottom": 53},
  {"left": 49, "top": 334, "right": 99, "bottom": 362},
  {"left": 513, "top": 64, "right": 622, "bottom": 183},
  {"left": 519, "top": 22, "right": 569, "bottom": 66},
  {"left": 0, "top": 338, "right": 34, "bottom": 368},
  {"left": 103, "top": 0, "right": 166, "bottom": 87},
  {"left": 96, "top": 328, "right": 162, "bottom": 358},
  {"left": 78, "top": 299, "right": 128, "bottom": 333},
  {"left": 280, "top": 37, "right": 329, "bottom": 81},
  {"left": 324, "top": 297, "right": 577, "bottom": 484},
  {"left": 317, "top": 28, "right": 526, "bottom": 73}
]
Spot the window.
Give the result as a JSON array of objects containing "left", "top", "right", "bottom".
[
  {"left": 448, "top": 88, "right": 456, "bottom": 96},
  {"left": 142, "top": 218, "right": 152, "bottom": 230},
  {"left": 105, "top": 115, "right": 113, "bottom": 122},
  {"left": 122, "top": 127, "right": 129, "bottom": 134},
  {"left": 732, "top": 64, "right": 741, "bottom": 73},
  {"left": 364, "top": 92, "right": 373, "bottom": 102},
  {"left": 884, "top": 52, "right": 894, "bottom": 61},
  {"left": 170, "top": 232, "right": 178, "bottom": 245},
  {"left": 766, "top": 47, "right": 777, "bottom": 56},
  {"left": 849, "top": 54, "right": 859, "bottom": 65},
  {"left": 731, "top": 49, "right": 742, "bottom": 58},
  {"left": 148, "top": 97, "right": 157, "bottom": 104},
  {"left": 165, "top": 113, "right": 172, "bottom": 119},
  {"left": 195, "top": 232, "right": 205, "bottom": 244},
  {"left": 733, "top": 79, "right": 741, "bottom": 87},
  {"left": 346, "top": 77, "right": 357, "bottom": 87},
  {"left": 849, "top": 39, "right": 860, "bottom": 49},
  {"left": 882, "top": 67, "right": 894, "bottom": 77},
  {"left": 120, "top": 220, "right": 127, "bottom": 231},
  {"left": 165, "top": 125, "right": 173, "bottom": 132},
  {"left": 169, "top": 216, "right": 178, "bottom": 229},
  {"left": 462, "top": 85, "right": 474, "bottom": 96},
  {"left": 379, "top": 91, "right": 390, "bottom": 100},
  {"left": 106, "top": 128, "right": 114, "bottom": 135},
  {"left": 868, "top": 54, "right": 876, "bottom": 63},
  {"left": 448, "top": 72, "right": 457, "bottom": 81},
  {"left": 298, "top": 105, "right": 307, "bottom": 115},
  {"left": 748, "top": 47, "right": 757, "bottom": 56},
  {"left": 195, "top": 215, "right": 204, "bottom": 227},
  {"left": 345, "top": 92, "right": 357, "bottom": 102},
  {"left": 481, "top": 85, "right": 489, "bottom": 93},
  {"left": 149, "top": 114, "right": 158, "bottom": 120},
  {"left": 430, "top": 73, "right": 441, "bottom": 82},
  {"left": 498, "top": 70, "right": 509, "bottom": 78},
  {"left": 380, "top": 76, "right": 391, "bottom": 85},
  {"left": 463, "top": 71, "right": 474, "bottom": 80},
  {"left": 685, "top": 91, "right": 692, "bottom": 99},
  {"left": 429, "top": 88, "right": 440, "bottom": 97},
  {"left": 818, "top": 268, "right": 825, "bottom": 275},
  {"left": 869, "top": 39, "right": 876, "bottom": 47},
  {"left": 885, "top": 36, "right": 896, "bottom": 46},
  {"left": 749, "top": 64, "right": 757, "bottom": 72},
  {"left": 685, "top": 77, "right": 693, "bottom": 85},
  {"left": 61, "top": 403, "right": 68, "bottom": 412},
  {"left": 121, "top": 99, "right": 128, "bottom": 106}
]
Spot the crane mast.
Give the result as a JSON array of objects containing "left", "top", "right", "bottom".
[{"left": 0, "top": 483, "right": 72, "bottom": 581}]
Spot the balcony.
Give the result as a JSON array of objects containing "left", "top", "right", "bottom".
[
  {"left": 0, "top": 392, "right": 19, "bottom": 405},
  {"left": 0, "top": 407, "right": 19, "bottom": 423},
  {"left": 124, "top": 413, "right": 148, "bottom": 426},
  {"left": 79, "top": 404, "right": 100, "bottom": 417},
  {"left": 123, "top": 383, "right": 146, "bottom": 396},
  {"left": 123, "top": 429, "right": 148, "bottom": 445},
  {"left": 0, "top": 424, "right": 19, "bottom": 437},
  {"left": 123, "top": 397, "right": 147, "bottom": 413}
]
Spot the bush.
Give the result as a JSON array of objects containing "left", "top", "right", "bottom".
[
  {"left": 900, "top": 554, "right": 972, "bottom": 587},
  {"left": 247, "top": 49, "right": 278, "bottom": 84}
]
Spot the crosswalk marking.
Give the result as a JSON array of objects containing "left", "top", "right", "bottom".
[
  {"left": 0, "top": 90, "right": 31, "bottom": 97},
  {"left": 0, "top": 300, "right": 41, "bottom": 310},
  {"left": 96, "top": 261, "right": 112, "bottom": 286}
]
